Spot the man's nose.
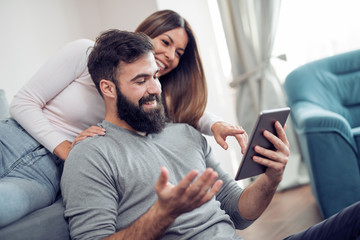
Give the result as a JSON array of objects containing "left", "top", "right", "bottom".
[{"left": 147, "top": 78, "right": 162, "bottom": 95}]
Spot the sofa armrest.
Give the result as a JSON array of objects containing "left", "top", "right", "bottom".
[{"left": 291, "top": 101, "right": 357, "bottom": 153}]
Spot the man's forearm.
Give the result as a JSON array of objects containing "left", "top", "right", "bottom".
[
  {"left": 104, "top": 201, "right": 177, "bottom": 240},
  {"left": 237, "top": 174, "right": 279, "bottom": 220}
]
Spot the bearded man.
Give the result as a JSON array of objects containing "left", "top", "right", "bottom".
[{"left": 61, "top": 30, "right": 360, "bottom": 240}]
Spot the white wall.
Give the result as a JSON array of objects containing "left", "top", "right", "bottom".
[{"left": 0, "top": 0, "right": 157, "bottom": 102}]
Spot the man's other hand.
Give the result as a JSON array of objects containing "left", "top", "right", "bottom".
[{"left": 154, "top": 167, "right": 223, "bottom": 219}]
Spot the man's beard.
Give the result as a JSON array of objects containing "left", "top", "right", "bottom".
[{"left": 115, "top": 86, "right": 166, "bottom": 134}]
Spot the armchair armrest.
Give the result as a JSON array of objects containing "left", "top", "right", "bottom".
[{"left": 291, "top": 101, "right": 357, "bottom": 154}]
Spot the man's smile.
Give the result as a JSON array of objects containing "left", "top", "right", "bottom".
[{"left": 139, "top": 95, "right": 161, "bottom": 111}]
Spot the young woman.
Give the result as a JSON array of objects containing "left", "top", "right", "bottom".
[
  {"left": 0, "top": 10, "right": 247, "bottom": 227},
  {"left": 135, "top": 10, "right": 247, "bottom": 151}
]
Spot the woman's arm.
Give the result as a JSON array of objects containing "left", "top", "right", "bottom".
[
  {"left": 196, "top": 111, "right": 223, "bottom": 135},
  {"left": 53, "top": 125, "right": 106, "bottom": 161},
  {"left": 10, "top": 39, "right": 95, "bottom": 157},
  {"left": 197, "top": 111, "right": 248, "bottom": 153}
]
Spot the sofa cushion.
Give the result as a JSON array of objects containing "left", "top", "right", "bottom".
[{"left": 0, "top": 198, "right": 70, "bottom": 240}]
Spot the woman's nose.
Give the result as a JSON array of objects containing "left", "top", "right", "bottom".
[{"left": 165, "top": 48, "right": 176, "bottom": 61}]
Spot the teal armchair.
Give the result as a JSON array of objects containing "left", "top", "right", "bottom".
[{"left": 284, "top": 50, "right": 360, "bottom": 218}]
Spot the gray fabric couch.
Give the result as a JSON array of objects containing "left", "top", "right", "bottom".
[{"left": 0, "top": 198, "right": 70, "bottom": 240}]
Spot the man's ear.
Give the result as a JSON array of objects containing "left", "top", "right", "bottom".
[{"left": 100, "top": 80, "right": 116, "bottom": 99}]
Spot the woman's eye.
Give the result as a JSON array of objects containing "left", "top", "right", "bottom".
[{"left": 176, "top": 51, "right": 182, "bottom": 58}]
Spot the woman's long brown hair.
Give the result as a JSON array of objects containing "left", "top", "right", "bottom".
[{"left": 135, "top": 10, "right": 207, "bottom": 128}]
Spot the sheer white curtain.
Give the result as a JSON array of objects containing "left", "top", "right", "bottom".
[{"left": 217, "top": 0, "right": 308, "bottom": 189}]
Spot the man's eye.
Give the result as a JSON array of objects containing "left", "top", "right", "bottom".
[
  {"left": 136, "top": 80, "right": 146, "bottom": 84},
  {"left": 162, "top": 40, "right": 169, "bottom": 46}
]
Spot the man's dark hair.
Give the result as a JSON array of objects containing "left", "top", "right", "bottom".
[{"left": 87, "top": 29, "right": 154, "bottom": 96}]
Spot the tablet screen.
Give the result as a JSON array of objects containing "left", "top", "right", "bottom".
[{"left": 235, "top": 107, "right": 290, "bottom": 180}]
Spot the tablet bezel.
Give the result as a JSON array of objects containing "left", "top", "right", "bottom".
[{"left": 234, "top": 107, "right": 291, "bottom": 180}]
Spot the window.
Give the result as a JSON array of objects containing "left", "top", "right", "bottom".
[{"left": 272, "top": 0, "right": 360, "bottom": 81}]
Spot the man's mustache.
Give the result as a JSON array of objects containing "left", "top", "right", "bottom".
[{"left": 138, "top": 94, "right": 161, "bottom": 106}]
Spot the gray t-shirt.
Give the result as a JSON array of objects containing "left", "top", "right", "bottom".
[{"left": 61, "top": 121, "right": 253, "bottom": 240}]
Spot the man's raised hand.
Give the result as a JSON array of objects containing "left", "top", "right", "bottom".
[{"left": 154, "top": 167, "right": 223, "bottom": 219}]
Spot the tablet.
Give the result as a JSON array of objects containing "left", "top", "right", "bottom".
[{"left": 235, "top": 107, "right": 290, "bottom": 180}]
